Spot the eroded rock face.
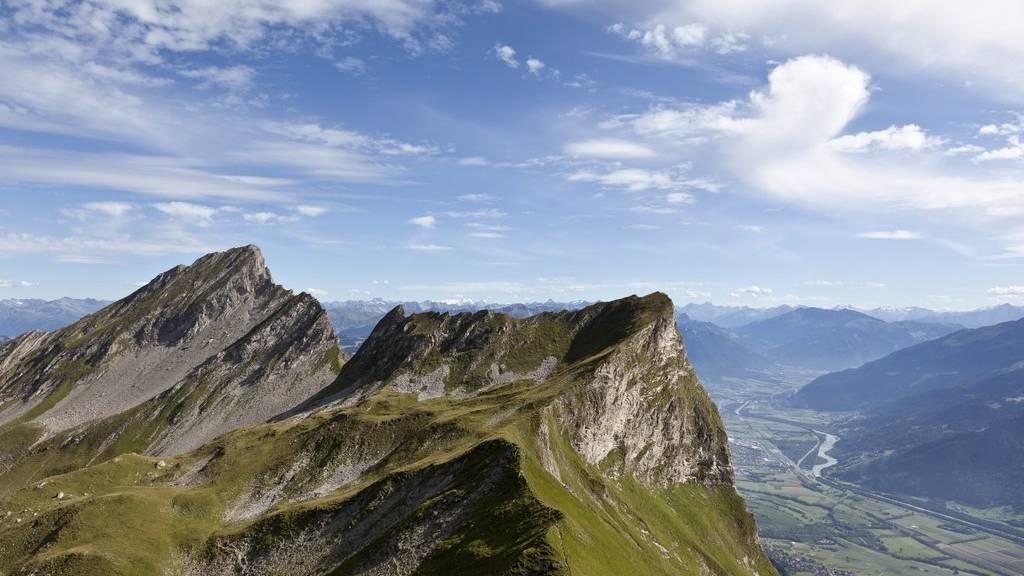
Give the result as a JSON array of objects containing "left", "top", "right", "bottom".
[
  {"left": 0, "top": 245, "right": 342, "bottom": 456},
  {"left": 315, "top": 291, "right": 733, "bottom": 487},
  {"left": 553, "top": 306, "right": 732, "bottom": 486}
]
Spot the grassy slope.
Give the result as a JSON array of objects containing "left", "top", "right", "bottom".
[{"left": 0, "top": 366, "right": 773, "bottom": 575}]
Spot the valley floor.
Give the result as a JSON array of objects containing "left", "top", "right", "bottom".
[{"left": 708, "top": 371, "right": 1024, "bottom": 576}]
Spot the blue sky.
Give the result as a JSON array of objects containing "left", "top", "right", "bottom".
[{"left": 1, "top": 0, "right": 1024, "bottom": 309}]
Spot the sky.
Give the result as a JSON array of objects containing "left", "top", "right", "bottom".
[{"left": 1, "top": 0, "right": 1024, "bottom": 309}]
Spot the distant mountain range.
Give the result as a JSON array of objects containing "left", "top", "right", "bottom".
[
  {"left": 735, "top": 308, "right": 961, "bottom": 372},
  {"left": 795, "top": 318, "right": 1024, "bottom": 509},
  {"left": 0, "top": 297, "right": 109, "bottom": 337},
  {"left": 682, "top": 302, "right": 1024, "bottom": 329},
  {"left": 678, "top": 303, "right": 797, "bottom": 328},
  {"left": 10, "top": 297, "right": 1016, "bottom": 384}
]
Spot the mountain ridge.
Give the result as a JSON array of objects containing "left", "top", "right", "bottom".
[{"left": 0, "top": 247, "right": 774, "bottom": 576}]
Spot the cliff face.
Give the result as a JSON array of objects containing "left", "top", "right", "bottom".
[{"left": 0, "top": 248, "right": 772, "bottom": 576}]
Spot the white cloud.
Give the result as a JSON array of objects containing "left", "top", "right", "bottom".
[
  {"left": 988, "top": 286, "right": 1024, "bottom": 298},
  {"left": 603, "top": 55, "right": 1024, "bottom": 233},
  {"left": 305, "top": 287, "right": 329, "bottom": 297},
  {"left": 974, "top": 136, "right": 1024, "bottom": 161},
  {"left": 596, "top": 0, "right": 1024, "bottom": 101},
  {"left": 828, "top": 124, "right": 942, "bottom": 153},
  {"left": 0, "top": 45, "right": 168, "bottom": 145},
  {"left": 608, "top": 22, "right": 707, "bottom": 58},
  {"left": 730, "top": 285, "right": 773, "bottom": 298},
  {"left": 468, "top": 231, "right": 505, "bottom": 238},
  {"left": 709, "top": 32, "right": 749, "bottom": 54},
  {"left": 526, "top": 57, "right": 546, "bottom": 75},
  {"left": 564, "top": 138, "right": 655, "bottom": 159},
  {"left": 858, "top": 230, "right": 922, "bottom": 240},
  {"left": 409, "top": 215, "right": 437, "bottom": 228},
  {"left": 155, "top": 201, "right": 219, "bottom": 225},
  {"left": 568, "top": 168, "right": 686, "bottom": 192},
  {"left": 494, "top": 43, "right": 519, "bottom": 68},
  {"left": 979, "top": 120, "right": 1022, "bottom": 136},
  {"left": 407, "top": 243, "right": 453, "bottom": 252},
  {"left": 6, "top": 0, "right": 450, "bottom": 59}
]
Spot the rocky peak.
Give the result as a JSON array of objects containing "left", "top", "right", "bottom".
[
  {"left": 312, "top": 292, "right": 731, "bottom": 487},
  {"left": 0, "top": 245, "right": 338, "bottom": 438}
]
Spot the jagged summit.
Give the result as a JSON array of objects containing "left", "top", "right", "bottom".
[{"left": 0, "top": 245, "right": 342, "bottom": 453}]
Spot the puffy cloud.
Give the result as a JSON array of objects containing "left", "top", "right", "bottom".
[
  {"left": 604, "top": 55, "right": 1024, "bottom": 229},
  {"left": 857, "top": 230, "right": 922, "bottom": 240},
  {"left": 409, "top": 215, "right": 437, "bottom": 228},
  {"left": 564, "top": 138, "right": 655, "bottom": 159},
  {"left": 608, "top": 22, "right": 707, "bottom": 58},
  {"left": 494, "top": 43, "right": 519, "bottom": 68},
  {"left": 526, "top": 57, "right": 546, "bottom": 75}
]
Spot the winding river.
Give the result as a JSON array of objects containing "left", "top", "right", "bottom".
[{"left": 810, "top": 430, "right": 839, "bottom": 477}]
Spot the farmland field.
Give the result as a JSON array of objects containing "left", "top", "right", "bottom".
[{"left": 705, "top": 370, "right": 1024, "bottom": 576}]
